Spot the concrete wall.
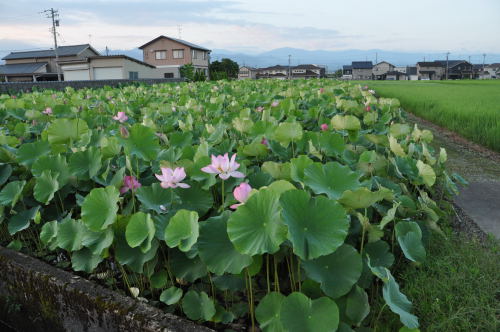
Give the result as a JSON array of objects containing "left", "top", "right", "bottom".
[
  {"left": 0, "top": 78, "right": 184, "bottom": 94},
  {"left": 0, "top": 246, "right": 212, "bottom": 332},
  {"left": 352, "top": 68, "right": 372, "bottom": 80},
  {"left": 122, "top": 59, "right": 163, "bottom": 79}
]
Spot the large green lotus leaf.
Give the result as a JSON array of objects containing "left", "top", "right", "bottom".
[
  {"left": 81, "top": 186, "right": 120, "bottom": 231},
  {"left": 302, "top": 244, "right": 362, "bottom": 298},
  {"left": 160, "top": 287, "right": 183, "bottom": 305},
  {"left": 227, "top": 188, "right": 286, "bottom": 256},
  {"left": 345, "top": 285, "right": 370, "bottom": 326},
  {"left": 304, "top": 162, "right": 363, "bottom": 200},
  {"left": 198, "top": 212, "right": 253, "bottom": 275},
  {"left": 82, "top": 227, "right": 114, "bottom": 255},
  {"left": 390, "top": 123, "right": 411, "bottom": 138},
  {"left": 40, "top": 220, "right": 58, "bottom": 250},
  {"left": 174, "top": 183, "right": 213, "bottom": 216},
  {"left": 115, "top": 236, "right": 159, "bottom": 273},
  {"left": 389, "top": 135, "right": 406, "bottom": 157},
  {"left": 69, "top": 147, "right": 102, "bottom": 179},
  {"left": 274, "top": 122, "right": 303, "bottom": 147},
  {"left": 357, "top": 150, "right": 386, "bottom": 174},
  {"left": 150, "top": 270, "right": 168, "bottom": 289},
  {"left": 266, "top": 180, "right": 296, "bottom": 196},
  {"left": 261, "top": 161, "right": 291, "bottom": 180},
  {"left": 290, "top": 155, "right": 314, "bottom": 183},
  {"left": 364, "top": 240, "right": 394, "bottom": 268},
  {"left": 136, "top": 184, "right": 179, "bottom": 214},
  {"left": 331, "top": 114, "right": 361, "bottom": 131},
  {"left": 8, "top": 206, "right": 39, "bottom": 235},
  {"left": 0, "top": 180, "right": 26, "bottom": 208},
  {"left": 125, "top": 212, "right": 155, "bottom": 253},
  {"left": 34, "top": 171, "right": 59, "bottom": 205},
  {"left": 416, "top": 160, "right": 436, "bottom": 187},
  {"left": 32, "top": 154, "right": 69, "bottom": 186},
  {"left": 16, "top": 141, "right": 51, "bottom": 167},
  {"left": 383, "top": 272, "right": 419, "bottom": 329},
  {"left": 338, "top": 187, "right": 391, "bottom": 210},
  {"left": 318, "top": 131, "right": 345, "bottom": 157},
  {"left": 169, "top": 249, "right": 207, "bottom": 282},
  {"left": 71, "top": 247, "right": 103, "bottom": 273},
  {"left": 280, "top": 189, "right": 349, "bottom": 260},
  {"left": 164, "top": 209, "right": 199, "bottom": 252},
  {"left": 241, "top": 141, "right": 268, "bottom": 157},
  {"left": 0, "top": 164, "right": 12, "bottom": 186},
  {"left": 123, "top": 124, "right": 160, "bottom": 162},
  {"left": 46, "top": 118, "right": 90, "bottom": 146},
  {"left": 182, "top": 290, "right": 216, "bottom": 321},
  {"left": 280, "top": 292, "right": 339, "bottom": 332},
  {"left": 57, "top": 217, "right": 86, "bottom": 252},
  {"left": 395, "top": 221, "right": 426, "bottom": 263},
  {"left": 255, "top": 292, "right": 286, "bottom": 332}
]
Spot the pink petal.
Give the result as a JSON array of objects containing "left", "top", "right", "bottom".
[
  {"left": 229, "top": 171, "right": 245, "bottom": 178},
  {"left": 219, "top": 173, "right": 231, "bottom": 180},
  {"left": 160, "top": 182, "right": 173, "bottom": 189},
  {"left": 155, "top": 173, "right": 166, "bottom": 182},
  {"left": 230, "top": 203, "right": 242, "bottom": 210},
  {"left": 233, "top": 183, "right": 252, "bottom": 202},
  {"left": 120, "top": 186, "right": 129, "bottom": 194},
  {"left": 201, "top": 166, "right": 218, "bottom": 174},
  {"left": 177, "top": 182, "right": 190, "bottom": 188}
]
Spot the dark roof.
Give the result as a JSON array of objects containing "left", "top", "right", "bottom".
[
  {"left": 292, "top": 69, "right": 321, "bottom": 77},
  {"left": 256, "top": 72, "right": 287, "bottom": 77},
  {"left": 434, "top": 60, "right": 469, "bottom": 68},
  {"left": 138, "top": 35, "right": 210, "bottom": 51},
  {"left": 2, "top": 44, "right": 98, "bottom": 60},
  {"left": 294, "top": 64, "right": 322, "bottom": 70},
  {"left": 343, "top": 65, "right": 352, "bottom": 70},
  {"left": 419, "top": 70, "right": 436, "bottom": 74},
  {"left": 417, "top": 61, "right": 443, "bottom": 67},
  {"left": 406, "top": 66, "right": 417, "bottom": 75},
  {"left": 0, "top": 62, "right": 47, "bottom": 75},
  {"left": 259, "top": 65, "right": 288, "bottom": 70},
  {"left": 375, "top": 61, "right": 395, "bottom": 66},
  {"left": 352, "top": 61, "right": 373, "bottom": 69},
  {"left": 59, "top": 55, "right": 156, "bottom": 68}
]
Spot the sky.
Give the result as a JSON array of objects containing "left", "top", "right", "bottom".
[{"left": 1, "top": 0, "right": 500, "bottom": 55}]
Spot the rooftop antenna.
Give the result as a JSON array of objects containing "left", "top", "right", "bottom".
[
  {"left": 42, "top": 8, "right": 61, "bottom": 81},
  {"left": 177, "top": 25, "right": 182, "bottom": 39}
]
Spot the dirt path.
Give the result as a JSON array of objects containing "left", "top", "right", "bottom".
[{"left": 406, "top": 113, "right": 500, "bottom": 239}]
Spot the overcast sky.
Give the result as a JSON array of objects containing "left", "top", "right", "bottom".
[{"left": 1, "top": 0, "right": 499, "bottom": 54}]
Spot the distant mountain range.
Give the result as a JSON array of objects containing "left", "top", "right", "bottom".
[{"left": 106, "top": 47, "right": 500, "bottom": 72}]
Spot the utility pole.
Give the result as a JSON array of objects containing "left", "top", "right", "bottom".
[
  {"left": 288, "top": 54, "right": 291, "bottom": 80},
  {"left": 482, "top": 53, "right": 486, "bottom": 70},
  {"left": 105, "top": 46, "right": 109, "bottom": 56},
  {"left": 375, "top": 52, "right": 378, "bottom": 64},
  {"left": 445, "top": 52, "right": 450, "bottom": 80},
  {"left": 43, "top": 8, "right": 61, "bottom": 81}
]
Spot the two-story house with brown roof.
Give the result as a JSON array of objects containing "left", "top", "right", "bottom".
[{"left": 139, "top": 35, "right": 211, "bottom": 78}]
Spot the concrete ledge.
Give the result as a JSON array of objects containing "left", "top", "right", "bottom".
[
  {"left": 0, "top": 246, "right": 213, "bottom": 332},
  {"left": 0, "top": 78, "right": 185, "bottom": 94}
]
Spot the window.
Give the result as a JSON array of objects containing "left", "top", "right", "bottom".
[
  {"left": 129, "top": 71, "right": 139, "bottom": 79},
  {"left": 192, "top": 49, "right": 197, "bottom": 59},
  {"left": 173, "top": 49, "right": 184, "bottom": 59},
  {"left": 164, "top": 73, "right": 174, "bottom": 78},
  {"left": 155, "top": 50, "right": 167, "bottom": 60},
  {"left": 203, "top": 52, "right": 207, "bottom": 60}
]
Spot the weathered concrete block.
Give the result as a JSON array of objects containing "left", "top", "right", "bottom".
[{"left": 0, "top": 246, "right": 213, "bottom": 332}]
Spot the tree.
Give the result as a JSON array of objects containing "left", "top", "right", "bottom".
[
  {"left": 209, "top": 58, "right": 239, "bottom": 80},
  {"left": 180, "top": 64, "right": 195, "bottom": 81}
]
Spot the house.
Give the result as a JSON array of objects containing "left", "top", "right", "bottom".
[
  {"left": 372, "top": 61, "right": 395, "bottom": 80},
  {"left": 0, "top": 44, "right": 99, "bottom": 82},
  {"left": 416, "top": 62, "right": 445, "bottom": 80},
  {"left": 291, "top": 64, "right": 326, "bottom": 79},
  {"left": 342, "top": 65, "right": 353, "bottom": 79},
  {"left": 139, "top": 35, "right": 210, "bottom": 78},
  {"left": 386, "top": 71, "right": 407, "bottom": 80},
  {"left": 435, "top": 60, "right": 472, "bottom": 79},
  {"left": 484, "top": 63, "right": 500, "bottom": 79},
  {"left": 351, "top": 61, "right": 373, "bottom": 80},
  {"left": 59, "top": 55, "right": 162, "bottom": 81},
  {"left": 238, "top": 66, "right": 259, "bottom": 80},
  {"left": 256, "top": 65, "right": 289, "bottom": 79},
  {"left": 406, "top": 66, "right": 418, "bottom": 80},
  {"left": 395, "top": 66, "right": 407, "bottom": 73},
  {"left": 250, "top": 64, "right": 325, "bottom": 80}
]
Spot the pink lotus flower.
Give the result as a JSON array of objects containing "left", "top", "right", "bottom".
[
  {"left": 120, "top": 175, "right": 142, "bottom": 194},
  {"left": 319, "top": 88, "right": 325, "bottom": 93},
  {"left": 365, "top": 106, "right": 371, "bottom": 112},
  {"left": 320, "top": 123, "right": 328, "bottom": 131},
  {"left": 43, "top": 107, "right": 52, "bottom": 115},
  {"left": 120, "top": 126, "right": 129, "bottom": 138},
  {"left": 256, "top": 106, "right": 264, "bottom": 112},
  {"left": 201, "top": 153, "right": 245, "bottom": 180},
  {"left": 113, "top": 111, "right": 128, "bottom": 123},
  {"left": 155, "top": 167, "right": 190, "bottom": 189},
  {"left": 230, "top": 183, "right": 252, "bottom": 209},
  {"left": 271, "top": 101, "right": 279, "bottom": 107},
  {"left": 261, "top": 137, "right": 268, "bottom": 146}
]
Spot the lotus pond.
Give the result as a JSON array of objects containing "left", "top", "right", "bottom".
[{"left": 0, "top": 80, "right": 463, "bottom": 331}]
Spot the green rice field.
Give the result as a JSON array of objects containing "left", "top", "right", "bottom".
[{"left": 365, "top": 80, "right": 500, "bottom": 151}]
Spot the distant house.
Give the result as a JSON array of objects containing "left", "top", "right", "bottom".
[
  {"left": 351, "top": 61, "right": 373, "bottom": 80},
  {"left": 59, "top": 55, "right": 161, "bottom": 81},
  {"left": 372, "top": 61, "right": 395, "bottom": 80},
  {"left": 139, "top": 35, "right": 211, "bottom": 78},
  {"left": 0, "top": 44, "right": 99, "bottom": 82},
  {"left": 257, "top": 65, "right": 289, "bottom": 79},
  {"left": 386, "top": 71, "right": 407, "bottom": 80},
  {"left": 238, "top": 66, "right": 259, "bottom": 80},
  {"left": 291, "top": 64, "right": 326, "bottom": 79},
  {"left": 342, "top": 65, "right": 353, "bottom": 79},
  {"left": 416, "top": 62, "right": 445, "bottom": 80},
  {"left": 435, "top": 60, "right": 473, "bottom": 79},
  {"left": 406, "top": 66, "right": 418, "bottom": 80},
  {"left": 483, "top": 63, "right": 500, "bottom": 79},
  {"left": 252, "top": 64, "right": 325, "bottom": 80}
]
